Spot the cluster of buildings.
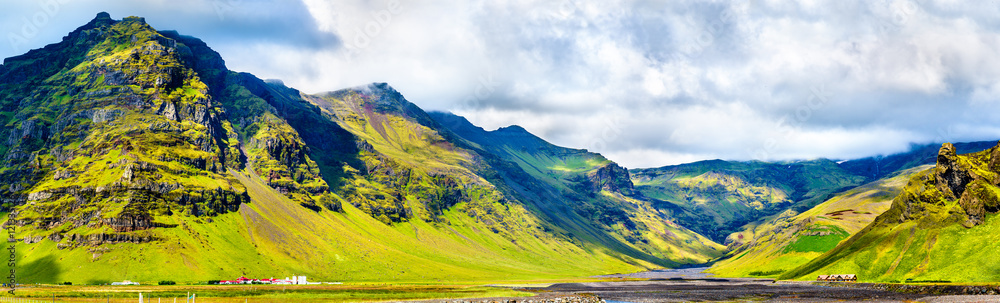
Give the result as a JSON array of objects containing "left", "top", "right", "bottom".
[
  {"left": 218, "top": 275, "right": 316, "bottom": 285},
  {"left": 111, "top": 280, "right": 140, "bottom": 285},
  {"left": 816, "top": 274, "right": 857, "bottom": 282}
]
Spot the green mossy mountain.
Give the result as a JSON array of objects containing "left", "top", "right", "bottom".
[
  {"left": 703, "top": 140, "right": 1000, "bottom": 279},
  {"left": 1, "top": 13, "right": 256, "bottom": 236},
  {"left": 430, "top": 112, "right": 724, "bottom": 265},
  {"left": 628, "top": 140, "right": 998, "bottom": 245},
  {"left": 630, "top": 160, "right": 866, "bottom": 242},
  {"left": 0, "top": 13, "right": 722, "bottom": 284},
  {"left": 707, "top": 165, "right": 929, "bottom": 278},
  {"left": 779, "top": 142, "right": 1000, "bottom": 282}
]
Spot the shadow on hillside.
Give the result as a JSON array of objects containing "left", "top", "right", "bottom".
[{"left": 18, "top": 254, "right": 61, "bottom": 284}]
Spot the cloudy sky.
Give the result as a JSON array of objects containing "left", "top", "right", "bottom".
[{"left": 3, "top": 0, "right": 1000, "bottom": 168}]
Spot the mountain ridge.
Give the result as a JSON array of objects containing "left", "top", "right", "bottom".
[
  {"left": 0, "top": 13, "right": 719, "bottom": 283},
  {"left": 2, "top": 12, "right": 997, "bottom": 285}
]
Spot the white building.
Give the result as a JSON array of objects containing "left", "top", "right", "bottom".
[
  {"left": 111, "top": 280, "right": 139, "bottom": 285},
  {"left": 284, "top": 275, "right": 312, "bottom": 285}
]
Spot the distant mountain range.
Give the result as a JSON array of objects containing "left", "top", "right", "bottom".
[
  {"left": 703, "top": 142, "right": 1000, "bottom": 281},
  {"left": 708, "top": 165, "right": 929, "bottom": 277},
  {"left": 631, "top": 159, "right": 866, "bottom": 242},
  {"left": 1, "top": 12, "right": 996, "bottom": 284}
]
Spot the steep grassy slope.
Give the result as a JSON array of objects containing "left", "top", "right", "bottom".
[
  {"left": 780, "top": 142, "right": 1000, "bottom": 282},
  {"left": 707, "top": 165, "right": 928, "bottom": 277},
  {"left": 0, "top": 169, "right": 658, "bottom": 284},
  {"left": 630, "top": 160, "right": 865, "bottom": 242},
  {"left": 428, "top": 112, "right": 724, "bottom": 265}
]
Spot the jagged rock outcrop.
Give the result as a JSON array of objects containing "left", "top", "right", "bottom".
[
  {"left": 882, "top": 142, "right": 1000, "bottom": 227},
  {"left": 935, "top": 143, "right": 974, "bottom": 200},
  {"left": 587, "top": 163, "right": 634, "bottom": 194}
]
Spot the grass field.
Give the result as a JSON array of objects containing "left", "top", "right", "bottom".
[
  {"left": 780, "top": 212, "right": 1000, "bottom": 282},
  {"left": 0, "top": 283, "right": 537, "bottom": 302}
]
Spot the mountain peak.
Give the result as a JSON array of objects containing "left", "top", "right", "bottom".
[
  {"left": 77, "top": 11, "right": 115, "bottom": 32},
  {"left": 351, "top": 82, "right": 399, "bottom": 96},
  {"left": 84, "top": 12, "right": 150, "bottom": 30},
  {"left": 341, "top": 82, "right": 410, "bottom": 110},
  {"left": 495, "top": 125, "right": 529, "bottom": 133},
  {"left": 95, "top": 11, "right": 111, "bottom": 21}
]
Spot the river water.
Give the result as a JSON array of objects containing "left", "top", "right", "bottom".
[{"left": 517, "top": 268, "right": 998, "bottom": 303}]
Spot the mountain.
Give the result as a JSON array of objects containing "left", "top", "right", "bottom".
[
  {"left": 0, "top": 13, "right": 719, "bottom": 284},
  {"left": 703, "top": 140, "right": 1000, "bottom": 279},
  {"left": 779, "top": 142, "right": 1000, "bottom": 282},
  {"left": 628, "top": 140, "right": 999, "bottom": 249},
  {"left": 429, "top": 112, "right": 724, "bottom": 265},
  {"left": 706, "top": 165, "right": 929, "bottom": 277},
  {"left": 630, "top": 160, "right": 866, "bottom": 242}
]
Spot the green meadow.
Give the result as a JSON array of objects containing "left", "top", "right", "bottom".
[{"left": 0, "top": 283, "right": 537, "bottom": 302}]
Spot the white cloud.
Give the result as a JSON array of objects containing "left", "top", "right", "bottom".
[{"left": 4, "top": 0, "right": 1000, "bottom": 169}]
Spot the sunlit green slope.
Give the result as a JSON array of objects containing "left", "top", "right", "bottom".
[
  {"left": 630, "top": 160, "right": 866, "bottom": 242},
  {"left": 780, "top": 142, "right": 1000, "bottom": 282},
  {"left": 0, "top": 169, "right": 658, "bottom": 284},
  {"left": 428, "top": 112, "right": 725, "bottom": 265},
  {"left": 707, "top": 165, "right": 928, "bottom": 277}
]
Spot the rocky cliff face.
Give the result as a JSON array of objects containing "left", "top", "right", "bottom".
[
  {"left": 880, "top": 142, "right": 1000, "bottom": 228},
  {"left": 587, "top": 163, "right": 634, "bottom": 194},
  {"left": 935, "top": 143, "right": 975, "bottom": 200},
  {"left": 0, "top": 14, "right": 251, "bottom": 235}
]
